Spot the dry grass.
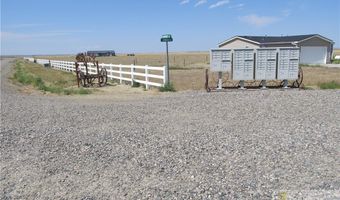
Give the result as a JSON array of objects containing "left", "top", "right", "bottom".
[
  {"left": 170, "top": 66, "right": 340, "bottom": 91},
  {"left": 170, "top": 69, "right": 206, "bottom": 91},
  {"left": 333, "top": 49, "right": 340, "bottom": 56},
  {"left": 18, "top": 60, "right": 77, "bottom": 87},
  {"left": 37, "top": 52, "right": 210, "bottom": 69},
  {"left": 301, "top": 66, "right": 340, "bottom": 87}
]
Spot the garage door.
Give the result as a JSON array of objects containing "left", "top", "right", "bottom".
[{"left": 300, "top": 46, "right": 327, "bottom": 64}]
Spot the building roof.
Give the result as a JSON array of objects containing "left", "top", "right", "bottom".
[
  {"left": 218, "top": 34, "right": 334, "bottom": 47},
  {"left": 240, "top": 34, "right": 317, "bottom": 43}
]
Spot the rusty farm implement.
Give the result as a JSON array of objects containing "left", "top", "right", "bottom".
[{"left": 75, "top": 53, "right": 108, "bottom": 87}]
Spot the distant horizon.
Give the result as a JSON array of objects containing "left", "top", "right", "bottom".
[
  {"left": 0, "top": 50, "right": 212, "bottom": 57},
  {"left": 3, "top": 47, "right": 340, "bottom": 58},
  {"left": 1, "top": 0, "right": 339, "bottom": 55},
  {"left": 1, "top": 50, "right": 213, "bottom": 57}
]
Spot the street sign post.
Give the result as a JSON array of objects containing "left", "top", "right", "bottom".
[{"left": 161, "top": 34, "right": 173, "bottom": 84}]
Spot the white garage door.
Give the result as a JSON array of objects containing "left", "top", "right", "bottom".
[{"left": 300, "top": 46, "right": 327, "bottom": 64}]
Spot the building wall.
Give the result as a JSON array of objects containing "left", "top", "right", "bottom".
[
  {"left": 299, "top": 37, "right": 330, "bottom": 46},
  {"left": 219, "top": 39, "right": 259, "bottom": 49},
  {"left": 298, "top": 37, "right": 333, "bottom": 63}
]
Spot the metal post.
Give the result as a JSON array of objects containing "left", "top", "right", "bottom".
[
  {"left": 261, "top": 80, "right": 267, "bottom": 89},
  {"left": 239, "top": 80, "right": 245, "bottom": 90},
  {"left": 161, "top": 34, "right": 173, "bottom": 84},
  {"left": 218, "top": 72, "right": 223, "bottom": 90},
  {"left": 205, "top": 69, "right": 209, "bottom": 91},
  {"left": 96, "top": 61, "right": 99, "bottom": 76},
  {"left": 165, "top": 41, "right": 170, "bottom": 84},
  {"left": 283, "top": 79, "right": 288, "bottom": 89}
]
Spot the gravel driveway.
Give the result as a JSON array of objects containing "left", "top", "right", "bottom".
[{"left": 1, "top": 58, "right": 340, "bottom": 199}]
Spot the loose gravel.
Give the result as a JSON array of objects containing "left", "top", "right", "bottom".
[{"left": 1, "top": 58, "right": 340, "bottom": 199}]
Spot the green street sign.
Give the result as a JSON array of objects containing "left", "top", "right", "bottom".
[{"left": 161, "top": 34, "right": 173, "bottom": 42}]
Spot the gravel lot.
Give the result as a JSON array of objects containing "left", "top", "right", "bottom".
[{"left": 1, "top": 58, "right": 340, "bottom": 199}]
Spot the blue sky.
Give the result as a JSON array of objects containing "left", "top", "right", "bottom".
[{"left": 1, "top": 0, "right": 339, "bottom": 55}]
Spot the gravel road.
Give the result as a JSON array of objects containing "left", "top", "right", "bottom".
[{"left": 1, "top": 58, "right": 340, "bottom": 199}]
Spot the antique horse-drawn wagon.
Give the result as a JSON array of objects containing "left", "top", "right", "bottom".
[{"left": 75, "top": 53, "right": 108, "bottom": 87}]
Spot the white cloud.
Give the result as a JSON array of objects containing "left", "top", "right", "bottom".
[
  {"left": 195, "top": 0, "right": 207, "bottom": 7},
  {"left": 209, "top": 0, "right": 229, "bottom": 9},
  {"left": 239, "top": 14, "right": 279, "bottom": 27},
  {"left": 180, "top": 0, "right": 190, "bottom": 5},
  {"left": 229, "top": 3, "right": 244, "bottom": 9}
]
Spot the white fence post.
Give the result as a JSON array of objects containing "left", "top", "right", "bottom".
[
  {"left": 109, "top": 65, "right": 112, "bottom": 81},
  {"left": 145, "top": 65, "right": 149, "bottom": 90},
  {"left": 163, "top": 66, "right": 167, "bottom": 85},
  {"left": 119, "top": 64, "right": 123, "bottom": 84},
  {"left": 131, "top": 64, "right": 134, "bottom": 86}
]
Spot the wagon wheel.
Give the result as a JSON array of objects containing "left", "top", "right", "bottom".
[
  {"left": 78, "top": 71, "right": 87, "bottom": 87},
  {"left": 292, "top": 67, "right": 303, "bottom": 88},
  {"left": 280, "top": 80, "right": 294, "bottom": 87},
  {"left": 87, "top": 75, "right": 95, "bottom": 86},
  {"left": 247, "top": 80, "right": 259, "bottom": 87},
  {"left": 216, "top": 72, "right": 231, "bottom": 89},
  {"left": 98, "top": 68, "right": 108, "bottom": 87},
  {"left": 266, "top": 80, "right": 281, "bottom": 87},
  {"left": 224, "top": 72, "right": 237, "bottom": 88}
]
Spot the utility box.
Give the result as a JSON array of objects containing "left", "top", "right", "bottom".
[
  {"left": 210, "top": 49, "right": 232, "bottom": 72},
  {"left": 277, "top": 48, "right": 300, "bottom": 80},
  {"left": 209, "top": 47, "right": 300, "bottom": 81},
  {"left": 233, "top": 49, "right": 255, "bottom": 80},
  {"left": 255, "top": 48, "right": 277, "bottom": 80}
]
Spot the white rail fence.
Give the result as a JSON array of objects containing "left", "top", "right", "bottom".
[{"left": 24, "top": 58, "right": 166, "bottom": 89}]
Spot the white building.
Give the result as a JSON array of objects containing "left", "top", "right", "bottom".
[{"left": 218, "top": 34, "right": 334, "bottom": 64}]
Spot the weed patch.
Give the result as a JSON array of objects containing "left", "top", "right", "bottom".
[
  {"left": 13, "top": 60, "right": 93, "bottom": 95},
  {"left": 132, "top": 81, "right": 141, "bottom": 88},
  {"left": 159, "top": 83, "right": 176, "bottom": 92},
  {"left": 318, "top": 81, "right": 340, "bottom": 89}
]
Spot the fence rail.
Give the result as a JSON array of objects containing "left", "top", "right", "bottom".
[{"left": 24, "top": 58, "right": 166, "bottom": 89}]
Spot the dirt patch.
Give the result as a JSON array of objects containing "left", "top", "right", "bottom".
[{"left": 71, "top": 84, "right": 163, "bottom": 102}]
